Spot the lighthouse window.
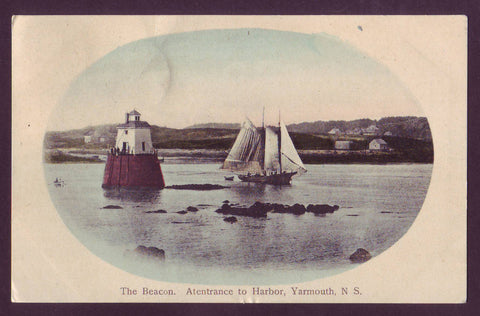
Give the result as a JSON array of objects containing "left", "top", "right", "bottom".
[
  {"left": 142, "top": 142, "right": 145, "bottom": 151},
  {"left": 125, "top": 130, "right": 128, "bottom": 135},
  {"left": 135, "top": 116, "right": 140, "bottom": 121}
]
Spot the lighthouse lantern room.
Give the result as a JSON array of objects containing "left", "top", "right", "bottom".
[{"left": 102, "top": 109, "right": 165, "bottom": 188}]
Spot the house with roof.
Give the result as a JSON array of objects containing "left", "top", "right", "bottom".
[
  {"left": 347, "top": 127, "right": 363, "bottom": 135},
  {"left": 369, "top": 138, "right": 389, "bottom": 151},
  {"left": 84, "top": 130, "right": 110, "bottom": 144},
  {"left": 92, "top": 128, "right": 110, "bottom": 144},
  {"left": 364, "top": 125, "right": 380, "bottom": 136},
  {"left": 328, "top": 128, "right": 342, "bottom": 136},
  {"left": 84, "top": 131, "right": 93, "bottom": 143}
]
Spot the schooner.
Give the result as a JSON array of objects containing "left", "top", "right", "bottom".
[{"left": 221, "top": 116, "right": 307, "bottom": 185}]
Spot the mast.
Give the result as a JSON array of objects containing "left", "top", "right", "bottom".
[
  {"left": 278, "top": 110, "right": 282, "bottom": 173},
  {"left": 262, "top": 106, "right": 265, "bottom": 129}
]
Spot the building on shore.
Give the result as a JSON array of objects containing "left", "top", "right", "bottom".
[
  {"left": 84, "top": 131, "right": 109, "bottom": 144},
  {"left": 84, "top": 134, "right": 92, "bottom": 143},
  {"left": 102, "top": 110, "right": 165, "bottom": 188},
  {"left": 369, "top": 138, "right": 389, "bottom": 151},
  {"left": 335, "top": 140, "right": 353, "bottom": 150},
  {"left": 328, "top": 128, "right": 342, "bottom": 136},
  {"left": 364, "top": 125, "right": 380, "bottom": 136},
  {"left": 346, "top": 128, "right": 363, "bottom": 135}
]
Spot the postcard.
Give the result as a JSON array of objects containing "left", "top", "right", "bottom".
[{"left": 11, "top": 15, "right": 466, "bottom": 303}]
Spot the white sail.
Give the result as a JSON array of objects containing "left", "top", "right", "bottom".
[
  {"left": 221, "top": 119, "right": 263, "bottom": 173},
  {"left": 222, "top": 117, "right": 306, "bottom": 178},
  {"left": 264, "top": 127, "right": 280, "bottom": 173},
  {"left": 280, "top": 120, "right": 307, "bottom": 173}
]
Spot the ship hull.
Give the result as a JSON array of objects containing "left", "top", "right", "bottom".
[
  {"left": 102, "top": 153, "right": 165, "bottom": 188},
  {"left": 238, "top": 172, "right": 297, "bottom": 185}
]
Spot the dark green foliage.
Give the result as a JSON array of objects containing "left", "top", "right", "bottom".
[
  {"left": 44, "top": 124, "right": 117, "bottom": 149},
  {"left": 150, "top": 127, "right": 238, "bottom": 142},
  {"left": 44, "top": 151, "right": 104, "bottom": 163},
  {"left": 377, "top": 117, "right": 432, "bottom": 140},
  {"left": 299, "top": 135, "right": 433, "bottom": 164},
  {"left": 154, "top": 137, "right": 236, "bottom": 150},
  {"left": 300, "top": 152, "right": 404, "bottom": 164},
  {"left": 288, "top": 116, "right": 432, "bottom": 140},
  {"left": 289, "top": 133, "right": 334, "bottom": 150},
  {"left": 382, "top": 136, "right": 434, "bottom": 163},
  {"left": 288, "top": 118, "right": 376, "bottom": 134}
]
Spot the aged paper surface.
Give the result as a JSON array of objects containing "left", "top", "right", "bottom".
[{"left": 12, "top": 16, "right": 466, "bottom": 303}]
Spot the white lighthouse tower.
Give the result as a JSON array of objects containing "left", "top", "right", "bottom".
[{"left": 115, "top": 109, "right": 154, "bottom": 154}]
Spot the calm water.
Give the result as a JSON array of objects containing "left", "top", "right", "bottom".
[{"left": 45, "top": 162, "right": 432, "bottom": 285}]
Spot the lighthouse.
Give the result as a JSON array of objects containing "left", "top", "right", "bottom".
[{"left": 102, "top": 110, "right": 165, "bottom": 188}]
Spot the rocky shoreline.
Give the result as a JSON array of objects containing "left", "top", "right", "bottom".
[
  {"left": 215, "top": 201, "right": 340, "bottom": 218},
  {"left": 165, "top": 184, "right": 229, "bottom": 190},
  {"left": 113, "top": 202, "right": 375, "bottom": 265},
  {"left": 103, "top": 201, "right": 340, "bottom": 218}
]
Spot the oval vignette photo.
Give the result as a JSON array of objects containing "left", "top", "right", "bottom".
[{"left": 43, "top": 28, "right": 434, "bottom": 285}]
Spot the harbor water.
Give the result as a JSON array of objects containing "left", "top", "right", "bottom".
[{"left": 44, "top": 162, "right": 432, "bottom": 285}]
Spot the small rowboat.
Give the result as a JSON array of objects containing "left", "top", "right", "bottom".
[{"left": 224, "top": 176, "right": 234, "bottom": 181}]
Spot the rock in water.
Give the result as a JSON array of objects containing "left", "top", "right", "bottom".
[
  {"left": 224, "top": 216, "right": 237, "bottom": 223},
  {"left": 177, "top": 210, "right": 188, "bottom": 214},
  {"left": 216, "top": 202, "right": 339, "bottom": 218},
  {"left": 221, "top": 203, "right": 231, "bottom": 210},
  {"left": 289, "top": 203, "right": 307, "bottom": 215},
  {"left": 186, "top": 206, "right": 199, "bottom": 212},
  {"left": 125, "top": 245, "right": 165, "bottom": 261},
  {"left": 102, "top": 205, "right": 123, "bottom": 209},
  {"left": 215, "top": 202, "right": 268, "bottom": 218},
  {"left": 165, "top": 184, "right": 228, "bottom": 190},
  {"left": 145, "top": 209, "right": 167, "bottom": 214},
  {"left": 349, "top": 248, "right": 372, "bottom": 263},
  {"left": 271, "top": 203, "right": 306, "bottom": 215},
  {"left": 306, "top": 204, "right": 339, "bottom": 214}
]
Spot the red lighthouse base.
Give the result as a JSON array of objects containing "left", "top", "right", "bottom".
[{"left": 102, "top": 153, "right": 165, "bottom": 189}]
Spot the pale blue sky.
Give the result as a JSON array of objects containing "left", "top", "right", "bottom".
[{"left": 48, "top": 28, "right": 422, "bottom": 131}]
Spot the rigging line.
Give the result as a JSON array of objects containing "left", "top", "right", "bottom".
[{"left": 281, "top": 152, "right": 307, "bottom": 170}]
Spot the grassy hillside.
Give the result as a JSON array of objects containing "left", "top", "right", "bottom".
[
  {"left": 288, "top": 116, "right": 432, "bottom": 140},
  {"left": 381, "top": 135, "right": 434, "bottom": 163},
  {"left": 289, "top": 118, "right": 375, "bottom": 135},
  {"left": 378, "top": 117, "right": 432, "bottom": 140},
  {"left": 43, "top": 116, "right": 433, "bottom": 163},
  {"left": 153, "top": 138, "right": 236, "bottom": 150},
  {"left": 45, "top": 125, "right": 239, "bottom": 150},
  {"left": 44, "top": 124, "right": 117, "bottom": 149},
  {"left": 184, "top": 123, "right": 241, "bottom": 129},
  {"left": 289, "top": 133, "right": 334, "bottom": 150}
]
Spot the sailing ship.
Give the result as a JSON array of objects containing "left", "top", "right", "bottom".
[{"left": 221, "top": 116, "right": 307, "bottom": 185}]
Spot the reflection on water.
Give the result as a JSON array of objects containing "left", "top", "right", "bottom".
[
  {"left": 229, "top": 182, "right": 267, "bottom": 203},
  {"left": 228, "top": 182, "right": 297, "bottom": 205},
  {"left": 103, "top": 187, "right": 162, "bottom": 203}
]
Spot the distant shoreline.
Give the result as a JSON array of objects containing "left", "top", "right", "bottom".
[{"left": 44, "top": 148, "right": 433, "bottom": 165}]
